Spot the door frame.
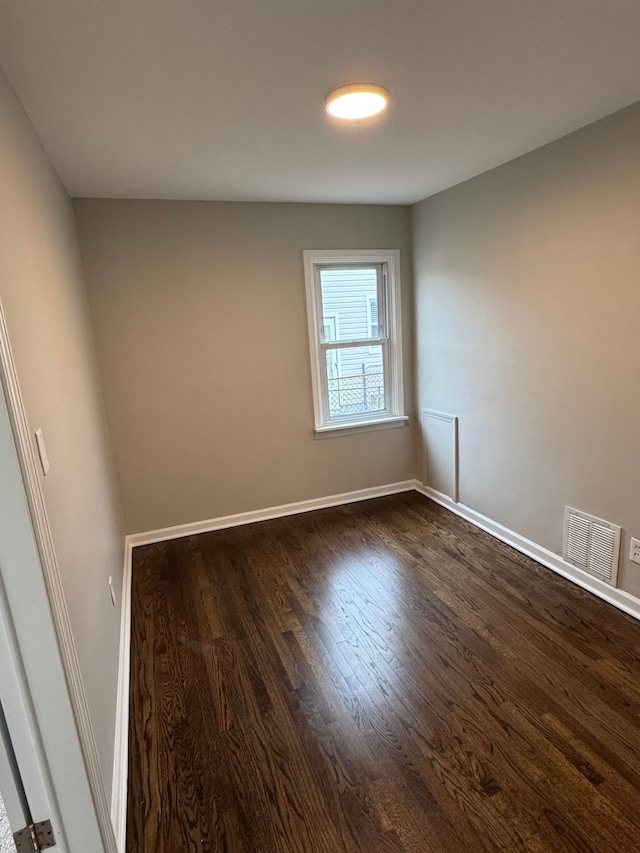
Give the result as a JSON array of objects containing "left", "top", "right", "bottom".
[{"left": 0, "top": 301, "right": 117, "bottom": 852}]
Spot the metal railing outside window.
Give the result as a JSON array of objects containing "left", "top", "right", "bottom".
[{"left": 327, "top": 371, "right": 384, "bottom": 416}]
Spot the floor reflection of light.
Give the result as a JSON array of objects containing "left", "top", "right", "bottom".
[{"left": 310, "top": 546, "right": 410, "bottom": 706}]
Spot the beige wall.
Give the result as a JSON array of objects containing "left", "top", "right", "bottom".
[
  {"left": 74, "top": 200, "right": 415, "bottom": 534},
  {"left": 0, "top": 68, "right": 124, "bottom": 795},
  {"left": 413, "top": 101, "right": 640, "bottom": 596}
]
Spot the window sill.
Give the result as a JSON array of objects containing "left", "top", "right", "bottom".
[{"left": 314, "top": 415, "right": 409, "bottom": 440}]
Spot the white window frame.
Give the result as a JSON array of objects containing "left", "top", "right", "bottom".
[{"left": 303, "top": 249, "right": 407, "bottom": 437}]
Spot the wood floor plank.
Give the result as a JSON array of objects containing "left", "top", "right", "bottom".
[{"left": 127, "top": 492, "right": 640, "bottom": 852}]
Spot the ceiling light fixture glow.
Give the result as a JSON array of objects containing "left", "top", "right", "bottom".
[{"left": 325, "top": 84, "right": 389, "bottom": 120}]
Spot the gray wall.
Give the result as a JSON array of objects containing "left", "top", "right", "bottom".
[
  {"left": 74, "top": 200, "right": 415, "bottom": 534},
  {"left": 0, "top": 68, "right": 124, "bottom": 795},
  {"left": 413, "top": 101, "right": 640, "bottom": 596}
]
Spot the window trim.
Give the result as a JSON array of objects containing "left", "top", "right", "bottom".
[{"left": 303, "top": 249, "right": 405, "bottom": 436}]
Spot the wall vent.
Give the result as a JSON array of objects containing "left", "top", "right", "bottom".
[{"left": 564, "top": 507, "right": 621, "bottom": 586}]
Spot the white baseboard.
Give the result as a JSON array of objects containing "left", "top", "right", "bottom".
[
  {"left": 416, "top": 483, "right": 640, "bottom": 623},
  {"left": 111, "top": 540, "right": 133, "bottom": 853},
  {"left": 127, "top": 480, "right": 419, "bottom": 548}
]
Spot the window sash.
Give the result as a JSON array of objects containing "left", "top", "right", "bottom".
[
  {"left": 303, "top": 249, "right": 404, "bottom": 433},
  {"left": 313, "top": 263, "right": 390, "bottom": 424},
  {"left": 318, "top": 338, "right": 384, "bottom": 351},
  {"left": 314, "top": 263, "right": 387, "bottom": 346},
  {"left": 320, "top": 340, "right": 391, "bottom": 423}
]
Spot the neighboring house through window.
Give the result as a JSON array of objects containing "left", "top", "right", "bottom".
[
  {"left": 367, "top": 296, "right": 379, "bottom": 339},
  {"left": 303, "top": 249, "right": 407, "bottom": 436}
]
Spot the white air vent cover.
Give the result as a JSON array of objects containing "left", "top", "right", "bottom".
[{"left": 564, "top": 507, "right": 621, "bottom": 586}]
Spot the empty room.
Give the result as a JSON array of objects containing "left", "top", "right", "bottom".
[{"left": 0, "top": 2, "right": 639, "bottom": 852}]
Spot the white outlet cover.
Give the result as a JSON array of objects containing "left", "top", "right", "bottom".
[{"left": 630, "top": 538, "right": 640, "bottom": 565}]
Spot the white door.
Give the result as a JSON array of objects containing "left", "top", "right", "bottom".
[
  {"left": 0, "top": 701, "right": 26, "bottom": 852},
  {"left": 0, "top": 302, "right": 116, "bottom": 853}
]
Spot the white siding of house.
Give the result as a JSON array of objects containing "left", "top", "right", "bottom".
[{"left": 320, "top": 268, "right": 382, "bottom": 378}]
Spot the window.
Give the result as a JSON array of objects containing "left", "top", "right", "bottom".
[{"left": 303, "top": 249, "right": 406, "bottom": 436}]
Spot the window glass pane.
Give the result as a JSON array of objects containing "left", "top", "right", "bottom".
[
  {"left": 320, "top": 268, "right": 378, "bottom": 342},
  {"left": 325, "top": 346, "right": 384, "bottom": 418}
]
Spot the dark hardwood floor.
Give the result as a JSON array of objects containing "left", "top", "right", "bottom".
[{"left": 127, "top": 492, "right": 640, "bottom": 852}]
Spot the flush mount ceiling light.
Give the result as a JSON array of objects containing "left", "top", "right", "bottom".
[{"left": 325, "top": 84, "right": 389, "bottom": 120}]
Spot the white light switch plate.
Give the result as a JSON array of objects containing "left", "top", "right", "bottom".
[{"left": 34, "top": 428, "right": 50, "bottom": 476}]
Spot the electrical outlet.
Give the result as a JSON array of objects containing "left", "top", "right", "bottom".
[
  {"left": 630, "top": 538, "right": 640, "bottom": 565},
  {"left": 108, "top": 576, "right": 116, "bottom": 607}
]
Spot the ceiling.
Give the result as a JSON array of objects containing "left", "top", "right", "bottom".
[{"left": 0, "top": 0, "right": 639, "bottom": 204}]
